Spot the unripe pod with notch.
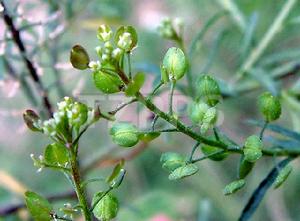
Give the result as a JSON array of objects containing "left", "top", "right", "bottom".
[
  {"left": 110, "top": 122, "right": 139, "bottom": 147},
  {"left": 196, "top": 75, "right": 221, "bottom": 106},
  {"left": 70, "top": 45, "right": 90, "bottom": 70},
  {"left": 160, "top": 152, "right": 186, "bottom": 172},
  {"left": 161, "top": 47, "right": 187, "bottom": 82},
  {"left": 188, "top": 101, "right": 209, "bottom": 124},
  {"left": 243, "top": 135, "right": 263, "bottom": 163},
  {"left": 258, "top": 92, "right": 281, "bottom": 122},
  {"left": 114, "top": 26, "right": 138, "bottom": 52}
]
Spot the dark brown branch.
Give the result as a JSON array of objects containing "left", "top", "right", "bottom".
[{"left": 1, "top": 0, "right": 53, "bottom": 117}]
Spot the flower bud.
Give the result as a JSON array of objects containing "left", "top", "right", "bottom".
[
  {"left": 70, "top": 45, "right": 90, "bottom": 70},
  {"left": 115, "top": 26, "right": 138, "bottom": 52},
  {"left": 93, "top": 71, "right": 124, "bottom": 94},
  {"left": 110, "top": 122, "right": 139, "bottom": 147},
  {"left": 160, "top": 152, "right": 186, "bottom": 172},
  {"left": 67, "top": 102, "right": 88, "bottom": 127},
  {"left": 188, "top": 101, "right": 209, "bottom": 124},
  {"left": 158, "top": 18, "right": 177, "bottom": 39},
  {"left": 223, "top": 179, "right": 245, "bottom": 195},
  {"left": 258, "top": 92, "right": 281, "bottom": 122},
  {"left": 243, "top": 135, "right": 263, "bottom": 163},
  {"left": 162, "top": 47, "right": 187, "bottom": 81},
  {"left": 196, "top": 75, "right": 221, "bottom": 106},
  {"left": 89, "top": 61, "right": 101, "bottom": 71},
  {"left": 23, "top": 110, "right": 41, "bottom": 131},
  {"left": 97, "top": 24, "right": 113, "bottom": 42}
]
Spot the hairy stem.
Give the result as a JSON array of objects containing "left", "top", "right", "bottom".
[{"left": 70, "top": 149, "right": 91, "bottom": 221}]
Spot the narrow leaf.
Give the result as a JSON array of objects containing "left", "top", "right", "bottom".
[{"left": 238, "top": 158, "right": 293, "bottom": 221}]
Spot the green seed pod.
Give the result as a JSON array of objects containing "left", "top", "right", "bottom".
[
  {"left": 110, "top": 122, "right": 139, "bottom": 147},
  {"left": 97, "top": 24, "right": 113, "bottom": 42},
  {"left": 160, "top": 152, "right": 186, "bottom": 172},
  {"left": 223, "top": 179, "right": 245, "bottom": 195},
  {"left": 92, "top": 192, "right": 118, "bottom": 221},
  {"left": 196, "top": 75, "right": 221, "bottom": 106},
  {"left": 188, "top": 101, "right": 209, "bottom": 124},
  {"left": 200, "top": 107, "right": 217, "bottom": 134},
  {"left": 238, "top": 156, "right": 255, "bottom": 179},
  {"left": 93, "top": 71, "right": 124, "bottom": 94},
  {"left": 162, "top": 47, "right": 187, "bottom": 81},
  {"left": 201, "top": 145, "right": 228, "bottom": 161},
  {"left": 243, "top": 135, "right": 263, "bottom": 163},
  {"left": 70, "top": 45, "right": 90, "bottom": 70},
  {"left": 258, "top": 92, "right": 281, "bottom": 122},
  {"left": 23, "top": 110, "right": 41, "bottom": 132},
  {"left": 114, "top": 26, "right": 138, "bottom": 52},
  {"left": 168, "top": 164, "right": 199, "bottom": 180},
  {"left": 274, "top": 165, "right": 292, "bottom": 189}
]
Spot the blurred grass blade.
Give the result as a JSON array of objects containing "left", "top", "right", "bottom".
[
  {"left": 271, "top": 60, "right": 300, "bottom": 79},
  {"left": 265, "top": 136, "right": 300, "bottom": 150},
  {"left": 238, "top": 158, "right": 293, "bottom": 221},
  {"left": 240, "top": 12, "right": 258, "bottom": 61},
  {"left": 188, "top": 11, "right": 227, "bottom": 58},
  {"left": 259, "top": 47, "right": 300, "bottom": 66},
  {"left": 249, "top": 68, "right": 280, "bottom": 95},
  {"left": 200, "top": 29, "right": 227, "bottom": 73},
  {"left": 216, "top": 0, "right": 246, "bottom": 31},
  {"left": 247, "top": 120, "right": 300, "bottom": 142}
]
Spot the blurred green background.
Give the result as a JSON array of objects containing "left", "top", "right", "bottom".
[{"left": 0, "top": 0, "right": 300, "bottom": 220}]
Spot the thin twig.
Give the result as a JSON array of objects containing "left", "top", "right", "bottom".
[{"left": 1, "top": 0, "right": 53, "bottom": 117}]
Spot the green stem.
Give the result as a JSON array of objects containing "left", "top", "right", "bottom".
[
  {"left": 188, "top": 142, "right": 200, "bottom": 163},
  {"left": 259, "top": 121, "right": 268, "bottom": 140},
  {"left": 127, "top": 52, "right": 132, "bottom": 80},
  {"left": 70, "top": 150, "right": 92, "bottom": 221},
  {"left": 116, "top": 65, "right": 300, "bottom": 158},
  {"left": 169, "top": 80, "right": 176, "bottom": 115},
  {"left": 192, "top": 150, "right": 226, "bottom": 163},
  {"left": 213, "top": 127, "right": 220, "bottom": 141}
]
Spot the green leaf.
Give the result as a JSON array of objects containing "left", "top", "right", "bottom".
[
  {"left": 239, "top": 158, "right": 292, "bottom": 221},
  {"left": 93, "top": 71, "right": 124, "bottom": 94},
  {"left": 125, "top": 72, "right": 145, "bottom": 96},
  {"left": 24, "top": 191, "right": 53, "bottom": 221},
  {"left": 201, "top": 145, "right": 229, "bottom": 161},
  {"left": 44, "top": 143, "right": 69, "bottom": 166},
  {"left": 238, "top": 156, "right": 255, "bottom": 179},
  {"left": 168, "top": 164, "right": 198, "bottom": 180},
  {"left": 223, "top": 179, "right": 245, "bottom": 195},
  {"left": 106, "top": 160, "right": 126, "bottom": 188},
  {"left": 160, "top": 152, "right": 186, "bottom": 172},
  {"left": 138, "top": 132, "right": 161, "bottom": 142},
  {"left": 274, "top": 165, "right": 293, "bottom": 189},
  {"left": 92, "top": 192, "right": 119, "bottom": 221}
]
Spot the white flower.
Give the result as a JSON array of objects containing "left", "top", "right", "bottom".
[{"left": 117, "top": 32, "right": 132, "bottom": 51}]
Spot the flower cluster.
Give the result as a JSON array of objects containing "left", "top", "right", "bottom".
[
  {"left": 24, "top": 97, "right": 94, "bottom": 140},
  {"left": 158, "top": 17, "right": 184, "bottom": 40}
]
